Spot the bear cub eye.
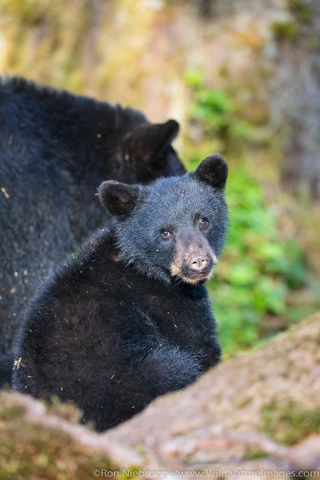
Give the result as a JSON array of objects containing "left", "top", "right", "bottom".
[
  {"left": 160, "top": 229, "right": 173, "bottom": 240},
  {"left": 199, "top": 217, "right": 209, "bottom": 230}
]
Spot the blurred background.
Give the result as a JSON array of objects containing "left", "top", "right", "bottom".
[{"left": 1, "top": 0, "right": 319, "bottom": 357}]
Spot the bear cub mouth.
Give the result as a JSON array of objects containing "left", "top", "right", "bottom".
[{"left": 174, "top": 259, "right": 215, "bottom": 285}]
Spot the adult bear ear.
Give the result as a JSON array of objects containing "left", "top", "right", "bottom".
[
  {"left": 192, "top": 154, "right": 228, "bottom": 190},
  {"left": 142, "top": 119, "right": 179, "bottom": 152},
  {"left": 97, "top": 180, "right": 142, "bottom": 220},
  {"left": 126, "top": 119, "right": 179, "bottom": 161}
]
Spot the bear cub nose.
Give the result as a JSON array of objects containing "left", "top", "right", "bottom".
[{"left": 189, "top": 255, "right": 210, "bottom": 273}]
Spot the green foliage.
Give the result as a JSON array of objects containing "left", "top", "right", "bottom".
[
  {"left": 261, "top": 400, "right": 320, "bottom": 445},
  {"left": 184, "top": 76, "right": 320, "bottom": 355},
  {"left": 183, "top": 154, "right": 314, "bottom": 355},
  {"left": 185, "top": 71, "right": 251, "bottom": 153},
  {"left": 271, "top": 21, "right": 299, "bottom": 40},
  {"left": 207, "top": 169, "right": 311, "bottom": 354}
]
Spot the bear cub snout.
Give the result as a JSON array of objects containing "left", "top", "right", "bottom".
[{"left": 13, "top": 154, "right": 228, "bottom": 432}]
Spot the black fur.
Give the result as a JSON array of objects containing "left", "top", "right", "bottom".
[
  {"left": 0, "top": 76, "right": 185, "bottom": 359},
  {"left": 0, "top": 352, "right": 14, "bottom": 387},
  {"left": 12, "top": 155, "right": 228, "bottom": 431}
]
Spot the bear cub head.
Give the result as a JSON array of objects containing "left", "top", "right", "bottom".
[{"left": 98, "top": 154, "right": 228, "bottom": 285}]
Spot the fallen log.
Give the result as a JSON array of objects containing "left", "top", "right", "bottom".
[{"left": 0, "top": 314, "right": 319, "bottom": 479}]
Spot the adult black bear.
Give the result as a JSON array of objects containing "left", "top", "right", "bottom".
[
  {"left": 0, "top": 76, "right": 184, "bottom": 356},
  {"left": 13, "top": 154, "right": 228, "bottom": 431}
]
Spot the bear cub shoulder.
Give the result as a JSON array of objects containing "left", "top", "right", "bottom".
[{"left": 12, "top": 154, "right": 228, "bottom": 432}]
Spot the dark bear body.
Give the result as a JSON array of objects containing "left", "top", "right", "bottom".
[
  {"left": 0, "top": 76, "right": 184, "bottom": 356},
  {"left": 12, "top": 155, "right": 228, "bottom": 431}
]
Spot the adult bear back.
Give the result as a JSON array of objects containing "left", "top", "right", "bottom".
[
  {"left": 0, "top": 76, "right": 184, "bottom": 356},
  {"left": 13, "top": 154, "right": 228, "bottom": 431}
]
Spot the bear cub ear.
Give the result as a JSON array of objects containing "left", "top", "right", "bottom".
[
  {"left": 192, "top": 154, "right": 228, "bottom": 190},
  {"left": 97, "top": 180, "right": 141, "bottom": 220}
]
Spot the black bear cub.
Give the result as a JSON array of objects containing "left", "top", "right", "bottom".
[{"left": 13, "top": 154, "right": 228, "bottom": 431}]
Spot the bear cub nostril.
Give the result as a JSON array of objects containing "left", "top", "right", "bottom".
[{"left": 190, "top": 255, "right": 209, "bottom": 272}]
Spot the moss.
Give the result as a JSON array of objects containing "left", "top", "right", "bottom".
[
  {"left": 244, "top": 449, "right": 268, "bottom": 460},
  {"left": 261, "top": 400, "right": 320, "bottom": 445},
  {"left": 288, "top": 0, "right": 314, "bottom": 23},
  {"left": 0, "top": 396, "right": 118, "bottom": 480},
  {"left": 0, "top": 404, "right": 25, "bottom": 421},
  {"left": 45, "top": 396, "right": 82, "bottom": 424},
  {"left": 271, "top": 21, "right": 299, "bottom": 40}
]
